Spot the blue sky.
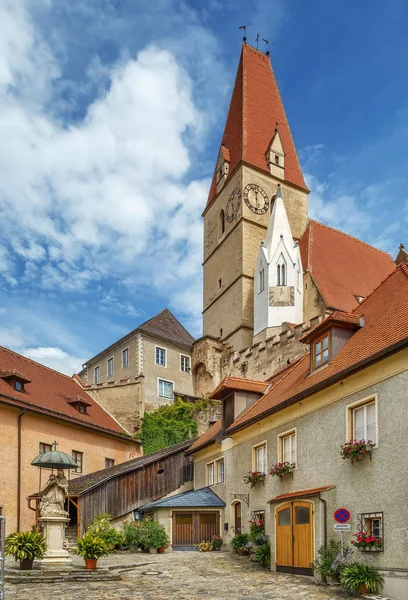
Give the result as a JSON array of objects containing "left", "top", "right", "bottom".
[{"left": 0, "top": 0, "right": 407, "bottom": 374}]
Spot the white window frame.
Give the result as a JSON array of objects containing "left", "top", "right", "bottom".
[
  {"left": 180, "top": 354, "right": 191, "bottom": 374},
  {"left": 206, "top": 457, "right": 225, "bottom": 486},
  {"left": 207, "top": 462, "right": 215, "bottom": 486},
  {"left": 216, "top": 458, "right": 225, "bottom": 484},
  {"left": 122, "top": 347, "right": 129, "bottom": 369},
  {"left": 252, "top": 442, "right": 267, "bottom": 474},
  {"left": 94, "top": 365, "right": 100, "bottom": 384},
  {"left": 346, "top": 395, "right": 378, "bottom": 446},
  {"left": 107, "top": 356, "right": 114, "bottom": 378},
  {"left": 278, "top": 428, "right": 297, "bottom": 467},
  {"left": 157, "top": 378, "right": 174, "bottom": 399},
  {"left": 155, "top": 345, "right": 167, "bottom": 367}
]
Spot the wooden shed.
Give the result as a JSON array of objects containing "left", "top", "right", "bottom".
[{"left": 65, "top": 439, "right": 195, "bottom": 538}]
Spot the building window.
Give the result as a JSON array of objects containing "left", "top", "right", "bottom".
[
  {"left": 277, "top": 260, "right": 286, "bottom": 286},
  {"left": 122, "top": 348, "right": 129, "bottom": 368},
  {"left": 15, "top": 381, "right": 23, "bottom": 392},
  {"left": 180, "top": 355, "right": 191, "bottom": 373},
  {"left": 107, "top": 357, "right": 114, "bottom": 378},
  {"left": 253, "top": 443, "right": 267, "bottom": 474},
  {"left": 259, "top": 267, "right": 265, "bottom": 293},
  {"left": 357, "top": 512, "right": 384, "bottom": 551},
  {"left": 207, "top": 462, "right": 215, "bottom": 486},
  {"left": 279, "top": 430, "right": 296, "bottom": 466},
  {"left": 275, "top": 154, "right": 279, "bottom": 165},
  {"left": 219, "top": 328, "right": 223, "bottom": 338},
  {"left": 78, "top": 404, "right": 87, "bottom": 414},
  {"left": 219, "top": 210, "right": 225, "bottom": 236},
  {"left": 217, "top": 458, "right": 225, "bottom": 483},
  {"left": 218, "top": 278, "right": 222, "bottom": 288},
  {"left": 158, "top": 378, "right": 173, "bottom": 399},
  {"left": 39, "top": 442, "right": 52, "bottom": 454},
  {"left": 72, "top": 450, "right": 83, "bottom": 474},
  {"left": 155, "top": 346, "right": 166, "bottom": 367},
  {"left": 353, "top": 401, "right": 376, "bottom": 444},
  {"left": 105, "top": 458, "right": 115, "bottom": 469},
  {"left": 94, "top": 365, "right": 100, "bottom": 384},
  {"left": 313, "top": 334, "right": 329, "bottom": 369}
]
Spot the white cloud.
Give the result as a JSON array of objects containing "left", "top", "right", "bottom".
[
  {"left": 0, "top": 1, "right": 208, "bottom": 337},
  {"left": 20, "top": 346, "right": 86, "bottom": 375}
]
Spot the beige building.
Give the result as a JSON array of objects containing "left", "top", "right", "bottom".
[
  {"left": 185, "top": 264, "right": 408, "bottom": 600},
  {"left": 80, "top": 309, "right": 195, "bottom": 433},
  {"left": 0, "top": 345, "right": 140, "bottom": 535}
]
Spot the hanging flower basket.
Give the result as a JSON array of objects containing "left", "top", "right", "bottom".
[
  {"left": 268, "top": 462, "right": 295, "bottom": 479},
  {"left": 243, "top": 471, "right": 266, "bottom": 488},
  {"left": 340, "top": 440, "right": 374, "bottom": 464},
  {"left": 351, "top": 532, "right": 383, "bottom": 552}
]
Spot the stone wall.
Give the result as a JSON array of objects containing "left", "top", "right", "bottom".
[{"left": 85, "top": 378, "right": 144, "bottom": 434}]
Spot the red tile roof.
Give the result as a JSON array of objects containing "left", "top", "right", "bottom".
[
  {"left": 229, "top": 264, "right": 408, "bottom": 433},
  {"left": 300, "top": 220, "right": 396, "bottom": 312},
  {"left": 205, "top": 44, "right": 307, "bottom": 210},
  {"left": 210, "top": 376, "right": 268, "bottom": 400},
  {"left": 270, "top": 485, "right": 334, "bottom": 502},
  {"left": 0, "top": 346, "right": 131, "bottom": 438},
  {"left": 186, "top": 419, "right": 222, "bottom": 455}
]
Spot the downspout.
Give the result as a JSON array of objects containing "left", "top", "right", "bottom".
[
  {"left": 17, "top": 410, "right": 26, "bottom": 531},
  {"left": 319, "top": 495, "right": 327, "bottom": 549}
]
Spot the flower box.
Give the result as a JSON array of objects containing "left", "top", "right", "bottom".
[
  {"left": 243, "top": 471, "right": 266, "bottom": 488},
  {"left": 268, "top": 461, "right": 295, "bottom": 479},
  {"left": 340, "top": 439, "right": 374, "bottom": 464},
  {"left": 351, "top": 532, "right": 383, "bottom": 552}
]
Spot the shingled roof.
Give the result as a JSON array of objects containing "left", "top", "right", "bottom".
[
  {"left": 189, "top": 264, "right": 408, "bottom": 449},
  {"left": 68, "top": 438, "right": 196, "bottom": 496},
  {"left": 300, "top": 220, "right": 396, "bottom": 313},
  {"left": 205, "top": 43, "right": 307, "bottom": 211},
  {"left": 142, "top": 487, "right": 225, "bottom": 511},
  {"left": 0, "top": 346, "right": 130, "bottom": 438}
]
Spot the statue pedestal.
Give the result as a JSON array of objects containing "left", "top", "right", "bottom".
[{"left": 39, "top": 516, "right": 72, "bottom": 567}]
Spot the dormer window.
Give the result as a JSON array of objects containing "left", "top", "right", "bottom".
[
  {"left": 15, "top": 381, "right": 23, "bottom": 392},
  {"left": 0, "top": 369, "right": 31, "bottom": 393},
  {"left": 65, "top": 394, "right": 92, "bottom": 415},
  {"left": 313, "top": 334, "right": 329, "bottom": 369}
]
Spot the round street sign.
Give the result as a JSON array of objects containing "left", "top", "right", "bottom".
[{"left": 334, "top": 508, "right": 350, "bottom": 524}]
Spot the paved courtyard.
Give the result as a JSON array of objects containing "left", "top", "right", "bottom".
[{"left": 4, "top": 550, "right": 357, "bottom": 600}]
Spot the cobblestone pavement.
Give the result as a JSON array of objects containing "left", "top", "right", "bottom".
[{"left": 4, "top": 551, "right": 356, "bottom": 599}]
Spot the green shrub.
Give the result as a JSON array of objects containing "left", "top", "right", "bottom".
[
  {"left": 313, "top": 539, "right": 342, "bottom": 577},
  {"left": 5, "top": 531, "right": 47, "bottom": 561},
  {"left": 340, "top": 562, "right": 384, "bottom": 594},
  {"left": 254, "top": 542, "right": 270, "bottom": 568},
  {"left": 231, "top": 532, "right": 250, "bottom": 553},
  {"left": 123, "top": 522, "right": 145, "bottom": 549},
  {"left": 86, "top": 513, "right": 125, "bottom": 550},
  {"left": 74, "top": 534, "right": 110, "bottom": 559},
  {"left": 137, "top": 518, "right": 170, "bottom": 549},
  {"left": 141, "top": 398, "right": 198, "bottom": 454}
]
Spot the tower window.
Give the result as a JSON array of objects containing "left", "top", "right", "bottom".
[
  {"left": 277, "top": 260, "right": 287, "bottom": 286},
  {"left": 218, "top": 278, "right": 222, "bottom": 288},
  {"left": 275, "top": 155, "right": 279, "bottom": 165},
  {"left": 220, "top": 328, "right": 223, "bottom": 338},
  {"left": 259, "top": 268, "right": 265, "bottom": 293},
  {"left": 219, "top": 210, "right": 225, "bottom": 236}
]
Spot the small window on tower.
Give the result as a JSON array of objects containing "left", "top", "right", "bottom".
[
  {"left": 275, "top": 154, "right": 279, "bottom": 165},
  {"left": 259, "top": 268, "right": 265, "bottom": 293},
  {"left": 219, "top": 210, "right": 225, "bottom": 236}
]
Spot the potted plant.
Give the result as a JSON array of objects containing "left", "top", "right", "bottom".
[
  {"left": 197, "top": 540, "right": 213, "bottom": 552},
  {"left": 5, "top": 531, "right": 47, "bottom": 570},
  {"left": 243, "top": 471, "right": 266, "bottom": 488},
  {"left": 74, "top": 533, "right": 110, "bottom": 569},
  {"left": 340, "top": 439, "right": 374, "bottom": 464},
  {"left": 351, "top": 531, "right": 383, "bottom": 551},
  {"left": 339, "top": 562, "right": 384, "bottom": 595},
  {"left": 123, "top": 521, "right": 144, "bottom": 552},
  {"left": 139, "top": 519, "right": 169, "bottom": 554},
  {"left": 211, "top": 535, "right": 223, "bottom": 551},
  {"left": 86, "top": 513, "right": 125, "bottom": 550},
  {"left": 269, "top": 461, "right": 295, "bottom": 479},
  {"left": 254, "top": 542, "right": 271, "bottom": 568},
  {"left": 248, "top": 518, "right": 265, "bottom": 543},
  {"left": 231, "top": 532, "right": 250, "bottom": 554},
  {"left": 313, "top": 539, "right": 343, "bottom": 584}
]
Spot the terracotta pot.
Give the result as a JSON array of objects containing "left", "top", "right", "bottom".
[
  {"left": 149, "top": 547, "right": 158, "bottom": 554},
  {"left": 20, "top": 558, "right": 34, "bottom": 570},
  {"left": 157, "top": 546, "right": 165, "bottom": 554},
  {"left": 360, "top": 583, "right": 368, "bottom": 594},
  {"left": 85, "top": 558, "right": 97, "bottom": 570}
]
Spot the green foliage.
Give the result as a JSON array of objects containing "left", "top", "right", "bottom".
[
  {"left": 339, "top": 562, "right": 384, "bottom": 594},
  {"left": 86, "top": 513, "right": 125, "bottom": 550},
  {"left": 231, "top": 532, "right": 250, "bottom": 553},
  {"left": 254, "top": 542, "right": 271, "bottom": 568},
  {"left": 5, "top": 531, "right": 47, "bottom": 561},
  {"left": 141, "top": 398, "right": 198, "bottom": 454},
  {"left": 313, "top": 539, "right": 342, "bottom": 577},
  {"left": 211, "top": 535, "right": 223, "bottom": 550},
  {"left": 123, "top": 522, "right": 145, "bottom": 549},
  {"left": 136, "top": 518, "right": 170, "bottom": 549},
  {"left": 74, "top": 534, "right": 110, "bottom": 559}
]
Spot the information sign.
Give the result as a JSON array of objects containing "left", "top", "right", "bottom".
[{"left": 334, "top": 523, "right": 351, "bottom": 532}]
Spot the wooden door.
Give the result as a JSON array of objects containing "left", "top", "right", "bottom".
[
  {"left": 172, "top": 512, "right": 194, "bottom": 546},
  {"left": 197, "top": 512, "right": 219, "bottom": 543},
  {"left": 234, "top": 503, "right": 242, "bottom": 533},
  {"left": 275, "top": 502, "right": 313, "bottom": 575},
  {"left": 276, "top": 503, "right": 293, "bottom": 568},
  {"left": 293, "top": 501, "right": 313, "bottom": 570}
]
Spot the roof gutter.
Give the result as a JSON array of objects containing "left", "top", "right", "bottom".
[{"left": 227, "top": 336, "right": 408, "bottom": 436}]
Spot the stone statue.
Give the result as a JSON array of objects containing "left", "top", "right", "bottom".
[{"left": 39, "top": 470, "right": 69, "bottom": 517}]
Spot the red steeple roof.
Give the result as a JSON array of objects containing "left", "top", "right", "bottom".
[{"left": 205, "top": 44, "right": 308, "bottom": 210}]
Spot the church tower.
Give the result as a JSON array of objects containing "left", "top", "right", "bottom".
[{"left": 202, "top": 43, "right": 309, "bottom": 351}]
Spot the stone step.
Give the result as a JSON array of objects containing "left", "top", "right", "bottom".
[{"left": 5, "top": 573, "right": 121, "bottom": 584}]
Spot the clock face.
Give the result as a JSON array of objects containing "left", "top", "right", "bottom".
[
  {"left": 243, "top": 184, "right": 269, "bottom": 214},
  {"left": 225, "top": 187, "right": 241, "bottom": 223}
]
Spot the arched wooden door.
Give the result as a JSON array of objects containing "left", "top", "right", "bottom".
[
  {"left": 276, "top": 501, "right": 313, "bottom": 575},
  {"left": 234, "top": 502, "right": 242, "bottom": 533}
]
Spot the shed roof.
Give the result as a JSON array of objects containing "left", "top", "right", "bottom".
[{"left": 141, "top": 487, "right": 225, "bottom": 510}]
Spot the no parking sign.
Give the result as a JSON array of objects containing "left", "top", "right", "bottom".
[{"left": 334, "top": 508, "right": 350, "bottom": 524}]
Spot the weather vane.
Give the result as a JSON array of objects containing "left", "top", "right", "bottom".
[{"left": 239, "top": 23, "right": 252, "bottom": 42}]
